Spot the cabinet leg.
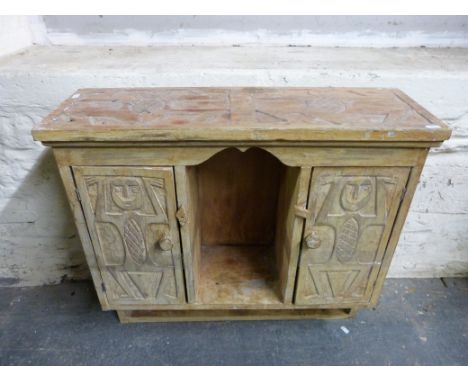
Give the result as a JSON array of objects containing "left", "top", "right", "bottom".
[
  {"left": 116, "top": 310, "right": 131, "bottom": 323},
  {"left": 347, "top": 308, "right": 359, "bottom": 318},
  {"left": 113, "top": 308, "right": 359, "bottom": 323}
]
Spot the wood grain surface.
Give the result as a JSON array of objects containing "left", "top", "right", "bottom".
[{"left": 32, "top": 87, "right": 450, "bottom": 143}]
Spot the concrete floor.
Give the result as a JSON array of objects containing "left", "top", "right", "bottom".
[{"left": 0, "top": 278, "right": 467, "bottom": 365}]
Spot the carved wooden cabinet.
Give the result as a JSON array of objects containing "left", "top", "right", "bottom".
[{"left": 32, "top": 87, "right": 450, "bottom": 322}]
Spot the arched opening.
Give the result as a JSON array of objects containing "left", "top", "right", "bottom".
[
  {"left": 198, "top": 147, "right": 283, "bottom": 246},
  {"left": 185, "top": 147, "right": 299, "bottom": 305}
]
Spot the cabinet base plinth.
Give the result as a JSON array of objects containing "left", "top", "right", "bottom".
[{"left": 116, "top": 308, "right": 358, "bottom": 323}]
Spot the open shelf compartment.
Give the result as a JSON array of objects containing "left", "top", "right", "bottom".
[{"left": 183, "top": 147, "right": 301, "bottom": 305}]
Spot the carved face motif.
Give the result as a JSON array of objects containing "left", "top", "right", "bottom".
[
  {"left": 340, "top": 178, "right": 373, "bottom": 211},
  {"left": 111, "top": 178, "right": 143, "bottom": 211}
]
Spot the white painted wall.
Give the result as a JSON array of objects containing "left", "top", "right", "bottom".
[
  {"left": 0, "top": 16, "right": 467, "bottom": 286},
  {"left": 3, "top": 16, "right": 468, "bottom": 52},
  {"left": 0, "top": 16, "right": 48, "bottom": 57},
  {"left": 42, "top": 16, "right": 468, "bottom": 47}
]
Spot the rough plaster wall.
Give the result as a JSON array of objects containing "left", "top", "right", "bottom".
[
  {"left": 43, "top": 16, "right": 468, "bottom": 47},
  {"left": 0, "top": 16, "right": 48, "bottom": 57},
  {"left": 0, "top": 16, "right": 36, "bottom": 56},
  {"left": 0, "top": 46, "right": 467, "bottom": 286}
]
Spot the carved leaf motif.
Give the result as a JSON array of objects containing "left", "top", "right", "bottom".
[
  {"left": 96, "top": 223, "right": 125, "bottom": 266},
  {"left": 335, "top": 217, "right": 359, "bottom": 263},
  {"left": 123, "top": 216, "right": 147, "bottom": 265}
]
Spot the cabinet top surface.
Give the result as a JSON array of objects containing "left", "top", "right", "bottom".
[{"left": 32, "top": 87, "right": 451, "bottom": 144}]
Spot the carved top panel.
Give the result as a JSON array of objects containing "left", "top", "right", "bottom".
[{"left": 33, "top": 87, "right": 450, "bottom": 144}]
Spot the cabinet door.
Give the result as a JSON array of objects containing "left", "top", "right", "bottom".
[
  {"left": 295, "top": 167, "right": 409, "bottom": 305},
  {"left": 73, "top": 166, "right": 185, "bottom": 306}
]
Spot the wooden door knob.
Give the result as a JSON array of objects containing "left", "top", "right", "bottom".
[
  {"left": 305, "top": 231, "right": 321, "bottom": 249},
  {"left": 158, "top": 232, "right": 173, "bottom": 251}
]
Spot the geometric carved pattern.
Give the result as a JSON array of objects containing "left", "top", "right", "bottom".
[
  {"left": 74, "top": 166, "right": 184, "bottom": 305},
  {"left": 51, "top": 88, "right": 432, "bottom": 132},
  {"left": 295, "top": 167, "right": 409, "bottom": 305},
  {"left": 302, "top": 267, "right": 364, "bottom": 300}
]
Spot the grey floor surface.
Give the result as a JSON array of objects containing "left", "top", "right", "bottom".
[{"left": 0, "top": 278, "right": 467, "bottom": 365}]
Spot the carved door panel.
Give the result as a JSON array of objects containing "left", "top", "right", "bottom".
[
  {"left": 295, "top": 167, "right": 410, "bottom": 305},
  {"left": 73, "top": 166, "right": 185, "bottom": 306}
]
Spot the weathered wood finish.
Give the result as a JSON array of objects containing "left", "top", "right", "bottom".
[
  {"left": 369, "top": 150, "right": 429, "bottom": 307},
  {"left": 197, "top": 147, "right": 283, "bottom": 245},
  {"left": 51, "top": 146, "right": 425, "bottom": 168},
  {"left": 53, "top": 159, "right": 110, "bottom": 309},
  {"left": 174, "top": 165, "right": 200, "bottom": 303},
  {"left": 198, "top": 245, "right": 282, "bottom": 305},
  {"left": 33, "top": 87, "right": 450, "bottom": 143},
  {"left": 275, "top": 166, "right": 311, "bottom": 302},
  {"left": 74, "top": 166, "right": 186, "bottom": 305},
  {"left": 32, "top": 87, "right": 450, "bottom": 322},
  {"left": 295, "top": 167, "right": 409, "bottom": 305},
  {"left": 117, "top": 308, "right": 356, "bottom": 323}
]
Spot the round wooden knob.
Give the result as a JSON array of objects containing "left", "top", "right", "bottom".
[
  {"left": 158, "top": 232, "right": 173, "bottom": 251},
  {"left": 305, "top": 231, "right": 321, "bottom": 249}
]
